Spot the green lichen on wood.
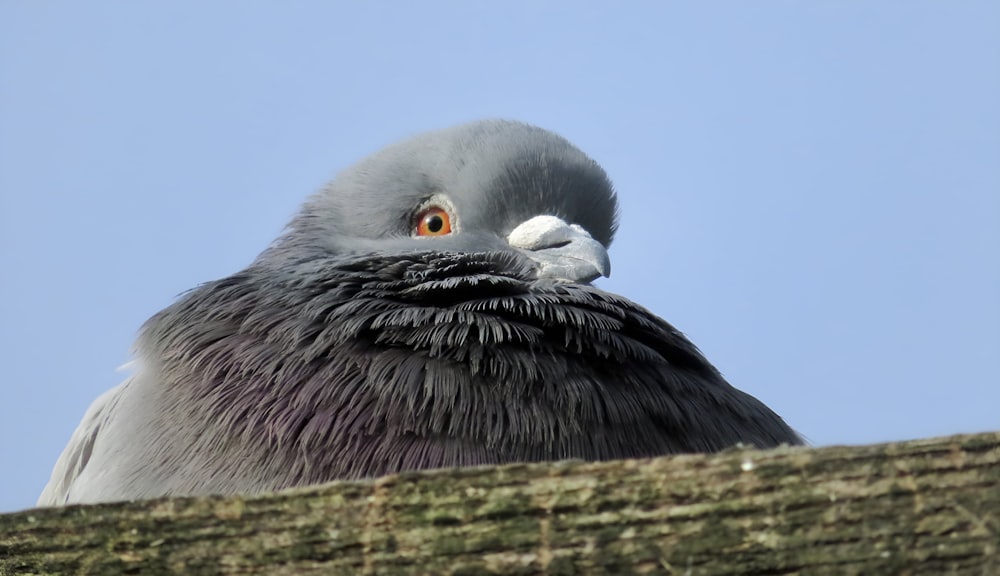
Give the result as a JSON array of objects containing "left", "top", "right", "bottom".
[{"left": 1, "top": 432, "right": 998, "bottom": 575}]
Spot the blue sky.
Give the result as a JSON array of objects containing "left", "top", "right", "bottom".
[{"left": 1, "top": 2, "right": 997, "bottom": 512}]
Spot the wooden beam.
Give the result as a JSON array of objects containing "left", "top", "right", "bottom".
[{"left": 2, "top": 432, "right": 998, "bottom": 575}]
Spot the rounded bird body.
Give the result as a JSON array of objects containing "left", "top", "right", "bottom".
[{"left": 39, "top": 120, "right": 801, "bottom": 505}]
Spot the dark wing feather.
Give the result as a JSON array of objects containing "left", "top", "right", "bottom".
[
  {"left": 44, "top": 250, "right": 799, "bottom": 502},
  {"left": 107, "top": 250, "right": 800, "bottom": 498}
]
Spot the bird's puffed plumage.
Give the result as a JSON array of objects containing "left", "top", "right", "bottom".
[{"left": 40, "top": 120, "right": 801, "bottom": 505}]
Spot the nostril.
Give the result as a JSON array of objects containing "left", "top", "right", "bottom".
[
  {"left": 507, "top": 215, "right": 579, "bottom": 251},
  {"left": 542, "top": 241, "right": 571, "bottom": 250}
]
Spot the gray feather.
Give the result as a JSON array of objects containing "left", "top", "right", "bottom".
[{"left": 39, "top": 120, "right": 801, "bottom": 505}]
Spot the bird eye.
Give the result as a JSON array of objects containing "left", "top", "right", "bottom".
[{"left": 414, "top": 206, "right": 453, "bottom": 236}]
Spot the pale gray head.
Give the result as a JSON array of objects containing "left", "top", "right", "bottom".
[{"left": 261, "top": 120, "right": 617, "bottom": 284}]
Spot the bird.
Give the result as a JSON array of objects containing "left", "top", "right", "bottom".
[{"left": 39, "top": 119, "right": 802, "bottom": 505}]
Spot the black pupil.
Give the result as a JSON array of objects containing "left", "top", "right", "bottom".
[{"left": 426, "top": 214, "right": 443, "bottom": 233}]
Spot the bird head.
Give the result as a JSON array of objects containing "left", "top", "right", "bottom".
[{"left": 260, "top": 120, "right": 619, "bottom": 284}]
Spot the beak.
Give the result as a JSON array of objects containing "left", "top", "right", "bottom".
[{"left": 507, "top": 215, "right": 611, "bottom": 284}]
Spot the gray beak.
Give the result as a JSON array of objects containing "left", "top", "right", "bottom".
[{"left": 507, "top": 215, "right": 611, "bottom": 284}]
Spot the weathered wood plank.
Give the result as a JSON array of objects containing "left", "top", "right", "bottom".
[{"left": 2, "top": 432, "right": 998, "bottom": 575}]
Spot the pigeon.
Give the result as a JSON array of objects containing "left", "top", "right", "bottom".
[{"left": 39, "top": 120, "right": 801, "bottom": 505}]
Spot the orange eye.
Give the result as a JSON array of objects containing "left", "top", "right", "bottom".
[{"left": 414, "top": 206, "right": 453, "bottom": 236}]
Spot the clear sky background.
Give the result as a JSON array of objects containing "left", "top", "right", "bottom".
[{"left": 1, "top": 3, "right": 997, "bottom": 512}]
